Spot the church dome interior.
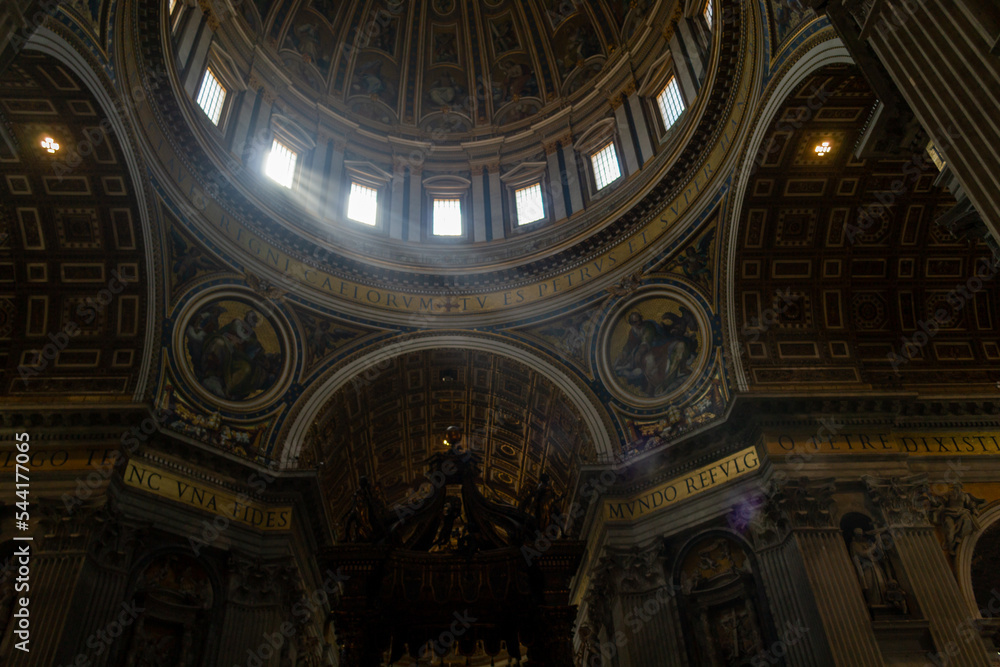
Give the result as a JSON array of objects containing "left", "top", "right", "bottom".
[{"left": 3, "top": 0, "right": 1000, "bottom": 664}]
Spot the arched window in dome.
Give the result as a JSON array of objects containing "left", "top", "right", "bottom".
[
  {"left": 591, "top": 142, "right": 622, "bottom": 191},
  {"left": 424, "top": 175, "right": 471, "bottom": 239},
  {"left": 265, "top": 139, "right": 297, "bottom": 189},
  {"left": 432, "top": 198, "right": 463, "bottom": 236},
  {"left": 195, "top": 68, "right": 225, "bottom": 126},
  {"left": 656, "top": 76, "right": 686, "bottom": 132},
  {"left": 704, "top": 0, "right": 714, "bottom": 30},
  {"left": 501, "top": 162, "right": 550, "bottom": 230},
  {"left": 514, "top": 183, "right": 545, "bottom": 226},
  {"left": 263, "top": 114, "right": 315, "bottom": 191},
  {"left": 574, "top": 119, "right": 623, "bottom": 199},
  {"left": 347, "top": 182, "right": 378, "bottom": 226},
  {"left": 343, "top": 162, "right": 392, "bottom": 230}
]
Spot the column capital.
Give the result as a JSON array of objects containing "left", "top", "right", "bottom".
[
  {"left": 737, "top": 477, "right": 839, "bottom": 550},
  {"left": 781, "top": 477, "right": 838, "bottom": 528},
  {"left": 197, "top": 0, "right": 220, "bottom": 31},
  {"left": 590, "top": 541, "right": 669, "bottom": 597},
  {"left": 863, "top": 474, "right": 936, "bottom": 528}
]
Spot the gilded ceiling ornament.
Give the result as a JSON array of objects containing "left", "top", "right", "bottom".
[
  {"left": 244, "top": 272, "right": 286, "bottom": 302},
  {"left": 605, "top": 269, "right": 645, "bottom": 298}
]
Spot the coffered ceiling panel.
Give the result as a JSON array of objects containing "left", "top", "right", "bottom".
[
  {"left": 0, "top": 52, "right": 151, "bottom": 399},
  {"left": 315, "top": 347, "right": 587, "bottom": 532},
  {"left": 734, "top": 65, "right": 1000, "bottom": 393}
]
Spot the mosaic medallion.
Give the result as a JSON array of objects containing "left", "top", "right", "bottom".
[{"left": 598, "top": 289, "right": 711, "bottom": 407}]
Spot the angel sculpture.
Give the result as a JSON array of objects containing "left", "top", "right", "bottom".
[
  {"left": 933, "top": 483, "right": 985, "bottom": 555},
  {"left": 675, "top": 228, "right": 716, "bottom": 282}
]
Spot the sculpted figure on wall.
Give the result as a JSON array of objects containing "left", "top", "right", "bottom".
[
  {"left": 933, "top": 483, "right": 985, "bottom": 555},
  {"left": 848, "top": 527, "right": 892, "bottom": 607}
]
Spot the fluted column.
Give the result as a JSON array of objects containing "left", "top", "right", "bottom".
[
  {"left": 866, "top": 476, "right": 992, "bottom": 666},
  {"left": 582, "top": 543, "right": 686, "bottom": 667},
  {"left": 242, "top": 86, "right": 274, "bottom": 175},
  {"left": 795, "top": 529, "right": 885, "bottom": 665},
  {"left": 226, "top": 82, "right": 259, "bottom": 157},
  {"left": 894, "top": 527, "right": 990, "bottom": 665},
  {"left": 7, "top": 499, "right": 137, "bottom": 667},
  {"left": 668, "top": 17, "right": 710, "bottom": 103},
  {"left": 611, "top": 95, "right": 639, "bottom": 175},
  {"left": 5, "top": 553, "right": 85, "bottom": 666},
  {"left": 746, "top": 479, "right": 883, "bottom": 665},
  {"left": 180, "top": 7, "right": 214, "bottom": 97},
  {"left": 407, "top": 164, "right": 423, "bottom": 241},
  {"left": 625, "top": 92, "right": 654, "bottom": 165},
  {"left": 55, "top": 508, "right": 140, "bottom": 667},
  {"left": 216, "top": 557, "right": 300, "bottom": 666},
  {"left": 751, "top": 536, "right": 833, "bottom": 665},
  {"left": 487, "top": 162, "right": 505, "bottom": 241},
  {"left": 299, "top": 145, "right": 327, "bottom": 218},
  {"left": 471, "top": 164, "right": 489, "bottom": 241},
  {"left": 389, "top": 156, "right": 407, "bottom": 240}
]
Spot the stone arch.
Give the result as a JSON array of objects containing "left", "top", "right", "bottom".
[
  {"left": 281, "top": 333, "right": 618, "bottom": 467},
  {"left": 957, "top": 500, "right": 1000, "bottom": 617},
  {"left": 721, "top": 34, "right": 852, "bottom": 391}
]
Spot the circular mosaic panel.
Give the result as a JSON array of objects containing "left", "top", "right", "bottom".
[
  {"left": 599, "top": 289, "right": 711, "bottom": 407},
  {"left": 176, "top": 292, "right": 295, "bottom": 409}
]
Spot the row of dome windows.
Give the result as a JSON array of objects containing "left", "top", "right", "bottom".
[{"left": 194, "top": 68, "right": 688, "bottom": 235}]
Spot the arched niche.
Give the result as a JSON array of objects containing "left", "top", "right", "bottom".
[
  {"left": 294, "top": 341, "right": 615, "bottom": 540},
  {"left": 108, "top": 549, "right": 225, "bottom": 666},
  {"left": 672, "top": 531, "right": 777, "bottom": 666},
  {"left": 839, "top": 512, "right": 914, "bottom": 619}
]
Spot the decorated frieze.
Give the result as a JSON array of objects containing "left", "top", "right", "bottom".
[
  {"left": 122, "top": 459, "right": 293, "bottom": 531},
  {"left": 603, "top": 446, "right": 761, "bottom": 523},
  {"left": 766, "top": 431, "right": 1000, "bottom": 457}
]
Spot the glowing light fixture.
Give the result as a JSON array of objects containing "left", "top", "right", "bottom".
[
  {"left": 815, "top": 141, "right": 832, "bottom": 156},
  {"left": 40, "top": 137, "right": 60, "bottom": 154}
]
